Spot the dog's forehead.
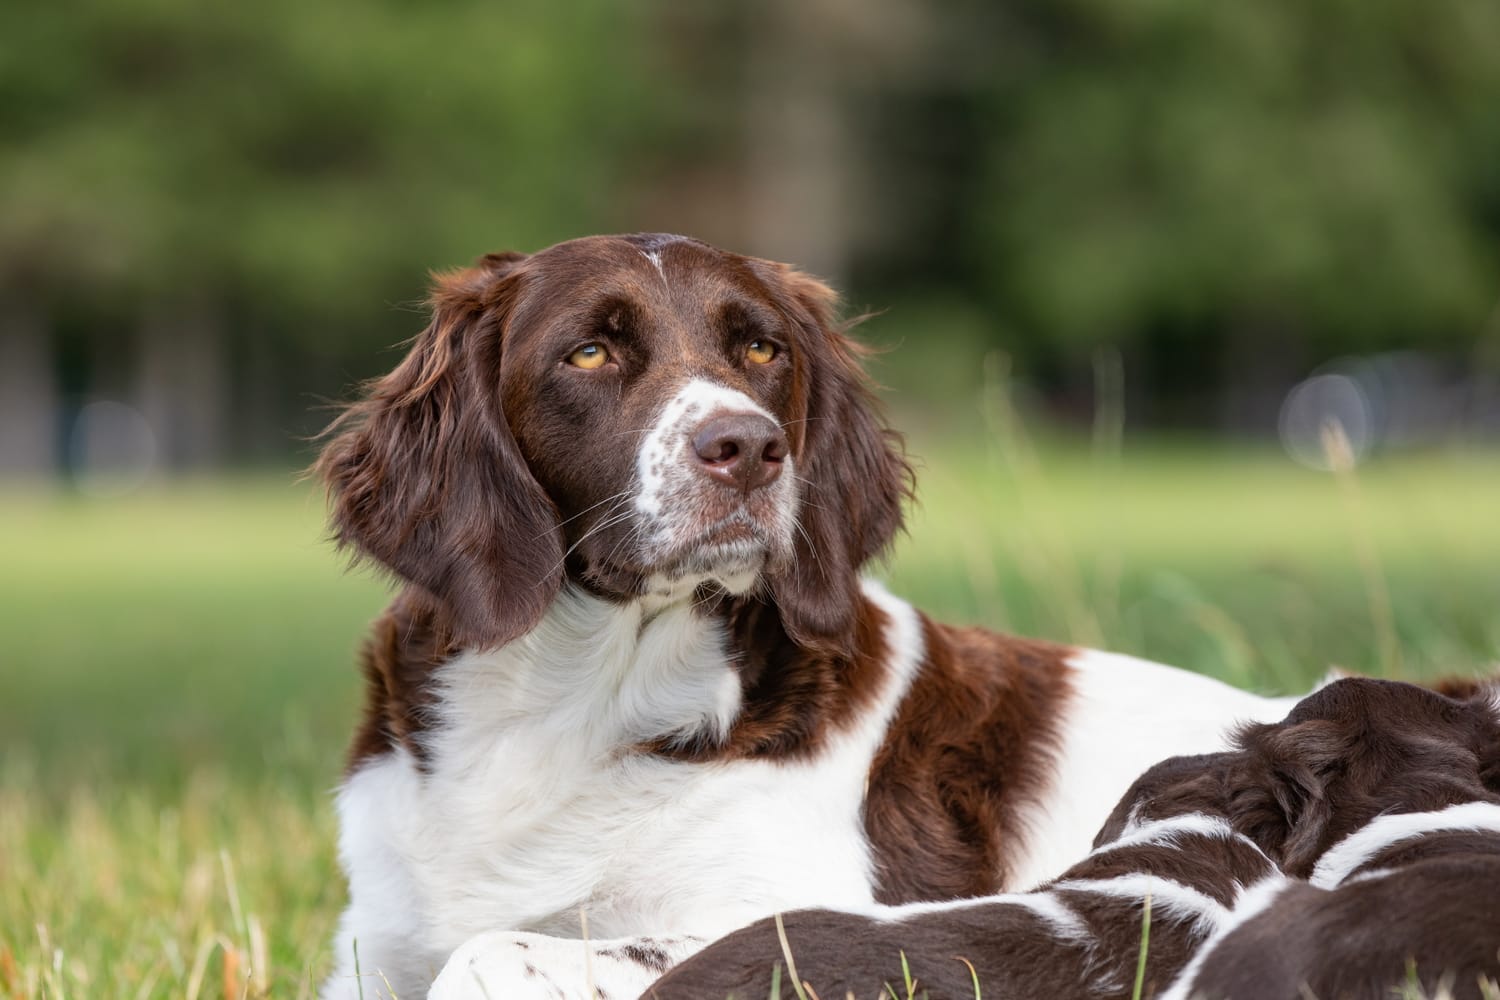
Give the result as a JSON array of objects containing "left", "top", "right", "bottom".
[
  {"left": 499, "top": 239, "right": 796, "bottom": 385},
  {"left": 522, "top": 234, "right": 772, "bottom": 307}
]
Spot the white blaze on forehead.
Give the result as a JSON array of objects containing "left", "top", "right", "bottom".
[
  {"left": 640, "top": 249, "right": 668, "bottom": 287},
  {"left": 635, "top": 378, "right": 778, "bottom": 519}
]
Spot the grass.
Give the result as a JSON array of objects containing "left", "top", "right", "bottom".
[{"left": 2, "top": 433, "right": 1498, "bottom": 997}]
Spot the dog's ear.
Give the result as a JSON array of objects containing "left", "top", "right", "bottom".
[
  {"left": 1467, "top": 687, "right": 1500, "bottom": 794},
  {"left": 1230, "top": 719, "right": 1353, "bottom": 875},
  {"left": 761, "top": 264, "right": 912, "bottom": 656},
  {"left": 317, "top": 253, "right": 563, "bottom": 650}
]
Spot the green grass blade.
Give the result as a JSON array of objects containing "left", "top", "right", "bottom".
[{"left": 1131, "top": 892, "right": 1152, "bottom": 1000}]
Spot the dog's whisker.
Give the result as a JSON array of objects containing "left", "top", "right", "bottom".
[
  {"left": 543, "top": 508, "right": 639, "bottom": 579},
  {"left": 546, "top": 489, "right": 634, "bottom": 536}
]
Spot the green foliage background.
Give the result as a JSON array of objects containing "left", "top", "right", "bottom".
[{"left": 3, "top": 0, "right": 1498, "bottom": 440}]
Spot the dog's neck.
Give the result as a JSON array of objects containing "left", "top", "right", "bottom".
[{"left": 430, "top": 584, "right": 745, "bottom": 755}]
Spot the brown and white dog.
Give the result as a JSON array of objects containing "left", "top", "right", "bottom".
[
  {"left": 641, "top": 678, "right": 1500, "bottom": 1000},
  {"left": 316, "top": 234, "right": 1306, "bottom": 1000}
]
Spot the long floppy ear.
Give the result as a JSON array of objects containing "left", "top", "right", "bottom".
[
  {"left": 765, "top": 265, "right": 913, "bottom": 655},
  {"left": 1229, "top": 719, "right": 1352, "bottom": 875},
  {"left": 316, "top": 253, "right": 564, "bottom": 650}
]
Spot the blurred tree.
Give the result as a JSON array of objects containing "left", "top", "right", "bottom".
[
  {"left": 964, "top": 0, "right": 1500, "bottom": 425},
  {"left": 2, "top": 0, "right": 1498, "bottom": 469},
  {"left": 0, "top": 0, "right": 666, "bottom": 467}
]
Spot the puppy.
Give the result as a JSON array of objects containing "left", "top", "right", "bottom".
[
  {"left": 1155, "top": 678, "right": 1500, "bottom": 1000},
  {"left": 642, "top": 762, "right": 1281, "bottom": 1000}
]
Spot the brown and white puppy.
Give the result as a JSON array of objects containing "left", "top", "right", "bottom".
[
  {"left": 1154, "top": 678, "right": 1500, "bottom": 1000},
  {"left": 641, "top": 790, "right": 1279, "bottom": 1000},
  {"left": 317, "top": 234, "right": 1310, "bottom": 1000}
]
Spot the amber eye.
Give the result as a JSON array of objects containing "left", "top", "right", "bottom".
[
  {"left": 746, "top": 339, "right": 776, "bottom": 365},
  {"left": 568, "top": 343, "right": 609, "bottom": 369}
]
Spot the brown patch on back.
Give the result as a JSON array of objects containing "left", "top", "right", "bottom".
[
  {"left": 864, "top": 620, "right": 1075, "bottom": 901},
  {"left": 346, "top": 589, "right": 458, "bottom": 772}
]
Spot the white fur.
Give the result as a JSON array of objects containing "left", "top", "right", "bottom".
[
  {"left": 632, "top": 378, "right": 797, "bottom": 587},
  {"left": 1309, "top": 800, "right": 1500, "bottom": 889},
  {"left": 634, "top": 378, "right": 774, "bottom": 521},
  {"left": 1105, "top": 811, "right": 1237, "bottom": 851},
  {"left": 1003, "top": 650, "right": 1299, "bottom": 891},
  {"left": 429, "top": 931, "right": 704, "bottom": 1000},
  {"left": 881, "top": 888, "right": 1088, "bottom": 940},
  {"left": 323, "top": 579, "right": 923, "bottom": 1000},
  {"left": 1051, "top": 874, "right": 1227, "bottom": 936},
  {"left": 639, "top": 249, "right": 668, "bottom": 287}
]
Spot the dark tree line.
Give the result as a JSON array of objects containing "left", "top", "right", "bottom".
[{"left": 2, "top": 0, "right": 1497, "bottom": 474}]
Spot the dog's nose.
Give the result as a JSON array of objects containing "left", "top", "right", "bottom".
[{"left": 691, "top": 413, "right": 789, "bottom": 493}]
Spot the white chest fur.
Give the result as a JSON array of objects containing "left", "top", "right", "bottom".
[{"left": 325, "top": 582, "right": 923, "bottom": 998}]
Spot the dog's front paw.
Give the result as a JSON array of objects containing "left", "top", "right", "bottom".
[{"left": 429, "top": 930, "right": 703, "bottom": 1000}]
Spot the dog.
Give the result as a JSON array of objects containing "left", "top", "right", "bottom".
[
  {"left": 316, "top": 234, "right": 1309, "bottom": 999},
  {"left": 638, "top": 793, "right": 1279, "bottom": 1000},
  {"left": 641, "top": 677, "right": 1500, "bottom": 1000},
  {"left": 1153, "top": 678, "right": 1500, "bottom": 1000}
]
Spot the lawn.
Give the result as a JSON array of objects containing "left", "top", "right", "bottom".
[{"left": 2, "top": 434, "right": 1498, "bottom": 997}]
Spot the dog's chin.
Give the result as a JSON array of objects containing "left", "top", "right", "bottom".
[{"left": 641, "top": 518, "right": 789, "bottom": 601}]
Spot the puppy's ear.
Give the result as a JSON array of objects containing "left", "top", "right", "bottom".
[
  {"left": 1230, "top": 719, "right": 1352, "bottom": 876},
  {"left": 763, "top": 265, "right": 913, "bottom": 656},
  {"left": 317, "top": 253, "right": 563, "bottom": 650},
  {"left": 1468, "top": 689, "right": 1500, "bottom": 793}
]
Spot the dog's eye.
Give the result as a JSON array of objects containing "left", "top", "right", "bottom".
[
  {"left": 568, "top": 344, "right": 610, "bottom": 370},
  {"left": 746, "top": 340, "right": 776, "bottom": 365}
]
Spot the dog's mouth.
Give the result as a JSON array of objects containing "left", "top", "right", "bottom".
[
  {"left": 656, "top": 512, "right": 775, "bottom": 575},
  {"left": 570, "top": 505, "right": 790, "bottom": 602}
]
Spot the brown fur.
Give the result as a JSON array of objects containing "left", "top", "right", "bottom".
[
  {"left": 346, "top": 590, "right": 457, "bottom": 769},
  {"left": 1228, "top": 678, "right": 1500, "bottom": 876},
  {"left": 1094, "top": 678, "right": 1500, "bottom": 874},
  {"left": 1094, "top": 678, "right": 1500, "bottom": 1000},
  {"left": 316, "top": 252, "right": 563, "bottom": 653},
  {"left": 1186, "top": 869, "right": 1500, "bottom": 1000},
  {"left": 647, "top": 590, "right": 894, "bottom": 762},
  {"left": 864, "top": 622, "right": 1075, "bottom": 901}
]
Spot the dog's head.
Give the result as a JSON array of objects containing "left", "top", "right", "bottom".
[
  {"left": 1093, "top": 677, "right": 1500, "bottom": 875},
  {"left": 317, "top": 234, "right": 911, "bottom": 654},
  {"left": 1228, "top": 676, "right": 1500, "bottom": 875}
]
